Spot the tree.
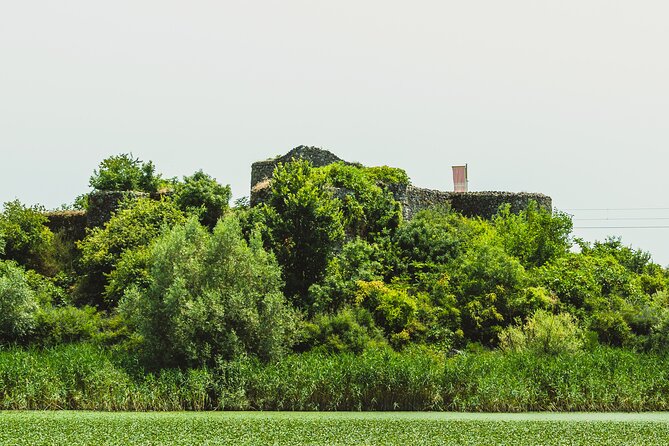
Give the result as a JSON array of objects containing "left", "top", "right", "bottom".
[
  {"left": 173, "top": 170, "right": 232, "bottom": 228},
  {"left": 263, "top": 160, "right": 344, "bottom": 306},
  {"left": 0, "top": 200, "right": 54, "bottom": 273},
  {"left": 89, "top": 153, "right": 161, "bottom": 192},
  {"left": 120, "top": 216, "right": 296, "bottom": 368},
  {"left": 492, "top": 202, "right": 573, "bottom": 269},
  {"left": 77, "top": 197, "right": 185, "bottom": 307},
  {"left": 0, "top": 261, "right": 38, "bottom": 344}
]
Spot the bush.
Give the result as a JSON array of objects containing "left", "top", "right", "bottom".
[
  {"left": 298, "top": 307, "right": 385, "bottom": 354},
  {"left": 77, "top": 197, "right": 185, "bottom": 307},
  {"left": 308, "top": 239, "right": 388, "bottom": 314},
  {"left": 89, "top": 153, "right": 161, "bottom": 193},
  {"left": 355, "top": 281, "right": 419, "bottom": 347},
  {"left": 493, "top": 202, "right": 572, "bottom": 268},
  {"left": 394, "top": 206, "right": 482, "bottom": 272},
  {"left": 319, "top": 163, "right": 403, "bottom": 240},
  {"left": 0, "top": 261, "right": 38, "bottom": 344},
  {"left": 450, "top": 243, "right": 528, "bottom": 344},
  {"left": 33, "top": 305, "right": 103, "bottom": 346},
  {"left": 173, "top": 170, "right": 232, "bottom": 228},
  {"left": 263, "top": 160, "right": 344, "bottom": 305},
  {"left": 498, "top": 310, "right": 584, "bottom": 355},
  {"left": 120, "top": 216, "right": 297, "bottom": 368},
  {"left": 535, "top": 253, "right": 643, "bottom": 315},
  {"left": 0, "top": 200, "right": 54, "bottom": 272}
]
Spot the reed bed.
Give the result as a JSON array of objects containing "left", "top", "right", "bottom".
[{"left": 2, "top": 344, "right": 669, "bottom": 411}]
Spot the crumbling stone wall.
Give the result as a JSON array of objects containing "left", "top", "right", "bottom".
[
  {"left": 251, "top": 146, "right": 349, "bottom": 192},
  {"left": 390, "top": 185, "right": 551, "bottom": 220},
  {"left": 445, "top": 191, "right": 552, "bottom": 219},
  {"left": 45, "top": 211, "right": 88, "bottom": 241},
  {"left": 86, "top": 190, "right": 149, "bottom": 228},
  {"left": 250, "top": 147, "right": 553, "bottom": 220}
]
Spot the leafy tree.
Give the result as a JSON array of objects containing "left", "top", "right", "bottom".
[
  {"left": 77, "top": 197, "right": 185, "bottom": 307},
  {"left": 173, "top": 170, "right": 231, "bottom": 228},
  {"left": 0, "top": 261, "right": 38, "bottom": 344},
  {"left": 536, "top": 253, "right": 643, "bottom": 314},
  {"left": 33, "top": 305, "right": 104, "bottom": 347},
  {"left": 449, "top": 244, "right": 529, "bottom": 344},
  {"left": 319, "top": 163, "right": 403, "bottom": 240},
  {"left": 393, "top": 206, "right": 484, "bottom": 277},
  {"left": 298, "top": 307, "right": 385, "bottom": 353},
  {"left": 120, "top": 216, "right": 296, "bottom": 368},
  {"left": 0, "top": 200, "right": 54, "bottom": 273},
  {"left": 498, "top": 310, "right": 584, "bottom": 355},
  {"left": 89, "top": 153, "right": 161, "bottom": 192},
  {"left": 263, "top": 160, "right": 344, "bottom": 306},
  {"left": 309, "top": 238, "right": 388, "bottom": 314},
  {"left": 581, "top": 236, "right": 655, "bottom": 275},
  {"left": 492, "top": 202, "right": 573, "bottom": 268}
]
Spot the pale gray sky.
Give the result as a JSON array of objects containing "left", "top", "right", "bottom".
[{"left": 1, "top": 1, "right": 668, "bottom": 264}]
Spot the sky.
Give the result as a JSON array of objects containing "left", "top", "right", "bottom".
[{"left": 1, "top": 1, "right": 668, "bottom": 264}]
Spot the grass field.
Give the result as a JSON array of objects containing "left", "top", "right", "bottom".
[{"left": 2, "top": 412, "right": 669, "bottom": 445}]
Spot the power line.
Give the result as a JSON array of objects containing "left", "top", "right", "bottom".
[
  {"left": 574, "top": 217, "right": 669, "bottom": 221},
  {"left": 562, "top": 207, "right": 669, "bottom": 211},
  {"left": 574, "top": 226, "right": 669, "bottom": 229}
]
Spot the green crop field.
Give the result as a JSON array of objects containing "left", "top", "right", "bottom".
[{"left": 2, "top": 412, "right": 669, "bottom": 445}]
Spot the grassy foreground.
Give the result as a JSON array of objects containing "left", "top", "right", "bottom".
[
  {"left": 4, "top": 344, "right": 669, "bottom": 412},
  {"left": 2, "top": 411, "right": 669, "bottom": 445}
]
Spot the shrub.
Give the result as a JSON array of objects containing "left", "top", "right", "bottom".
[
  {"left": 319, "top": 163, "right": 403, "bottom": 240},
  {"left": 450, "top": 243, "right": 527, "bottom": 344},
  {"left": 77, "top": 197, "right": 185, "bottom": 307},
  {"left": 263, "top": 160, "right": 344, "bottom": 305},
  {"left": 492, "top": 202, "right": 573, "bottom": 268},
  {"left": 498, "top": 310, "right": 584, "bottom": 355},
  {"left": 588, "top": 310, "right": 632, "bottom": 347},
  {"left": 309, "top": 239, "right": 387, "bottom": 314},
  {"left": 89, "top": 153, "right": 161, "bottom": 192},
  {"left": 298, "top": 307, "right": 386, "bottom": 354},
  {"left": 173, "top": 170, "right": 232, "bottom": 228},
  {"left": 355, "top": 281, "right": 418, "bottom": 346},
  {"left": 393, "top": 206, "right": 482, "bottom": 271},
  {"left": 535, "top": 253, "right": 642, "bottom": 315},
  {"left": 33, "top": 305, "right": 103, "bottom": 346},
  {"left": 0, "top": 261, "right": 38, "bottom": 344},
  {"left": 0, "top": 200, "right": 54, "bottom": 272},
  {"left": 120, "top": 216, "right": 296, "bottom": 368},
  {"left": 582, "top": 236, "right": 654, "bottom": 275}
]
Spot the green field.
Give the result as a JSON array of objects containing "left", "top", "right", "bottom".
[{"left": 2, "top": 412, "right": 669, "bottom": 445}]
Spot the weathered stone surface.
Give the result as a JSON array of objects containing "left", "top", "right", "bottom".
[
  {"left": 86, "top": 190, "right": 148, "bottom": 228},
  {"left": 45, "top": 211, "right": 88, "bottom": 241},
  {"left": 446, "top": 191, "right": 552, "bottom": 219},
  {"left": 250, "top": 147, "right": 553, "bottom": 220},
  {"left": 251, "top": 146, "right": 350, "bottom": 193},
  {"left": 397, "top": 186, "right": 551, "bottom": 220}
]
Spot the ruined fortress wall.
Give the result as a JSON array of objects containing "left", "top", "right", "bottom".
[
  {"left": 393, "top": 186, "right": 552, "bottom": 220},
  {"left": 251, "top": 146, "right": 349, "bottom": 193},
  {"left": 445, "top": 191, "right": 552, "bottom": 219},
  {"left": 399, "top": 186, "right": 452, "bottom": 220},
  {"left": 47, "top": 146, "right": 554, "bottom": 239},
  {"left": 86, "top": 191, "right": 149, "bottom": 228},
  {"left": 251, "top": 160, "right": 278, "bottom": 191},
  {"left": 45, "top": 211, "right": 88, "bottom": 241},
  {"left": 250, "top": 147, "right": 553, "bottom": 220}
]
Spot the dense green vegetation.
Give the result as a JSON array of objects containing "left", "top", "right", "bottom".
[
  {"left": 2, "top": 411, "right": 669, "bottom": 445},
  {"left": 2, "top": 153, "right": 669, "bottom": 411},
  {"left": 3, "top": 343, "right": 669, "bottom": 411}
]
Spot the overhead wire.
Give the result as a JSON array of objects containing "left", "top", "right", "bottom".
[{"left": 556, "top": 206, "right": 669, "bottom": 229}]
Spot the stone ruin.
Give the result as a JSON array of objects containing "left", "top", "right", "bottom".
[
  {"left": 250, "top": 145, "right": 552, "bottom": 220},
  {"left": 45, "top": 145, "right": 552, "bottom": 241}
]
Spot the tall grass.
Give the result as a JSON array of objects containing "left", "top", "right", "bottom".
[{"left": 2, "top": 343, "right": 669, "bottom": 411}]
